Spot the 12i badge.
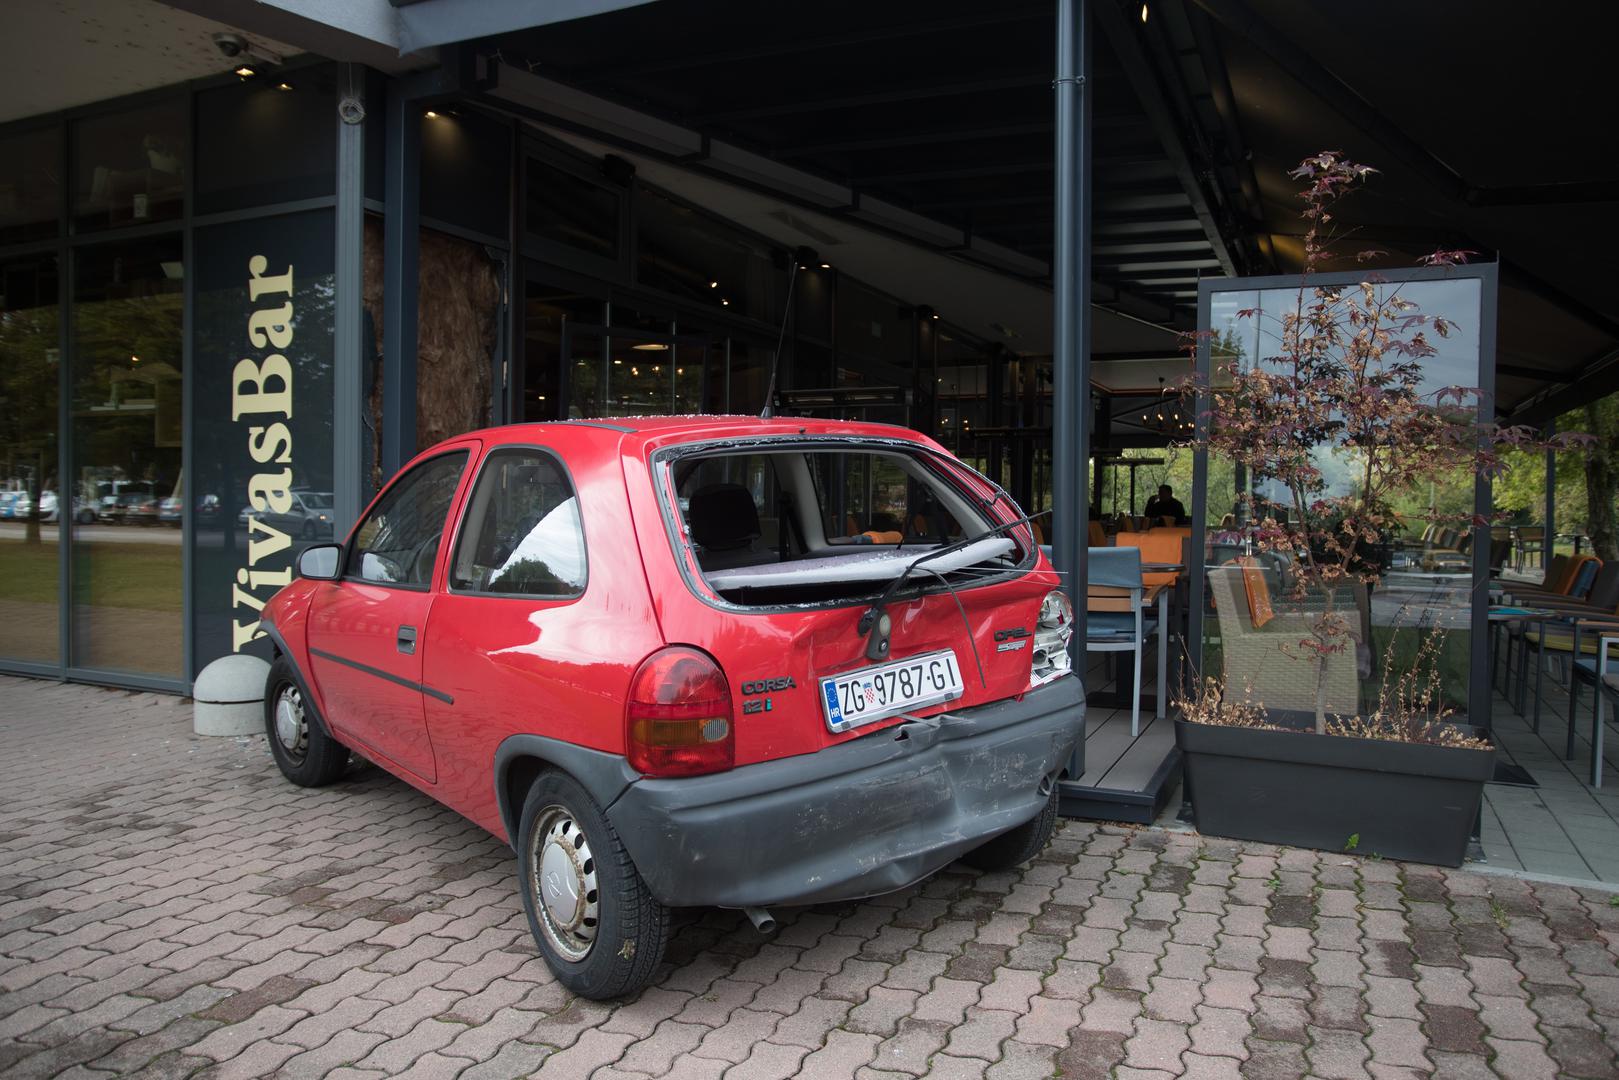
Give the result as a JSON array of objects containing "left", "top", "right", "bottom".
[{"left": 741, "top": 675, "right": 795, "bottom": 715}]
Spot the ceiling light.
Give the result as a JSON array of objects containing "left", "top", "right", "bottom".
[
  {"left": 1140, "top": 3, "right": 1149, "bottom": 22},
  {"left": 425, "top": 109, "right": 440, "bottom": 119},
  {"left": 613, "top": 359, "right": 622, "bottom": 365},
  {"left": 275, "top": 81, "right": 293, "bottom": 91},
  {"left": 677, "top": 368, "right": 684, "bottom": 375},
  {"left": 130, "top": 355, "right": 140, "bottom": 364},
  {"left": 819, "top": 262, "right": 831, "bottom": 270},
  {"left": 234, "top": 65, "right": 256, "bottom": 78},
  {"left": 721, "top": 298, "right": 730, "bottom": 306},
  {"left": 632, "top": 342, "right": 669, "bottom": 351},
  {"left": 536, "top": 395, "right": 546, "bottom": 401},
  {"left": 708, "top": 280, "right": 718, "bottom": 289}
]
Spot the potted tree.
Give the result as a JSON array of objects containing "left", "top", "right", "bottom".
[{"left": 1175, "top": 152, "right": 1573, "bottom": 866}]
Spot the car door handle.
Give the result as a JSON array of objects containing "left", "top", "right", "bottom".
[{"left": 397, "top": 625, "right": 418, "bottom": 654}]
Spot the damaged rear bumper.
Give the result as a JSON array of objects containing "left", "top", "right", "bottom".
[{"left": 605, "top": 676, "right": 1084, "bottom": 909}]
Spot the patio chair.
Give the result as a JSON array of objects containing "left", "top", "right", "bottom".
[
  {"left": 1516, "top": 525, "right": 1546, "bottom": 571},
  {"left": 1521, "top": 592, "right": 1619, "bottom": 735},
  {"left": 1574, "top": 634, "right": 1619, "bottom": 788},
  {"left": 1206, "top": 561, "right": 1361, "bottom": 716},
  {"left": 1085, "top": 545, "right": 1166, "bottom": 736},
  {"left": 1497, "top": 561, "right": 1619, "bottom": 703}
]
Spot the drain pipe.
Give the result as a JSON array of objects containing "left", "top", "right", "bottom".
[{"left": 743, "top": 907, "right": 777, "bottom": 934}]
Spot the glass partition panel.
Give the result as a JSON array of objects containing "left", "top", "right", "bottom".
[
  {"left": 1199, "top": 275, "right": 1484, "bottom": 719},
  {"left": 0, "top": 255, "right": 61, "bottom": 664},
  {"left": 0, "top": 126, "right": 62, "bottom": 246},
  {"left": 74, "top": 101, "right": 186, "bottom": 232},
  {"left": 71, "top": 236, "right": 184, "bottom": 677}
]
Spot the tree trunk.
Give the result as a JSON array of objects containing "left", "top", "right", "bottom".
[{"left": 1584, "top": 402, "right": 1619, "bottom": 562}]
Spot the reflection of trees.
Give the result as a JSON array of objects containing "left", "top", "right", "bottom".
[
  {"left": 0, "top": 264, "right": 58, "bottom": 544},
  {"left": 72, "top": 289, "right": 183, "bottom": 501}
]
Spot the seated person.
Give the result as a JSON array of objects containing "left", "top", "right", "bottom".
[{"left": 1143, "top": 484, "right": 1187, "bottom": 525}]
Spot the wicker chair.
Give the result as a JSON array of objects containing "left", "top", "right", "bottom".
[{"left": 1207, "top": 565, "right": 1361, "bottom": 716}]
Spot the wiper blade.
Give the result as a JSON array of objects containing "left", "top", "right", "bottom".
[{"left": 857, "top": 505, "right": 1051, "bottom": 660}]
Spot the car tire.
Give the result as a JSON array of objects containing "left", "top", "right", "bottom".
[
  {"left": 301, "top": 521, "right": 316, "bottom": 539},
  {"left": 264, "top": 656, "right": 349, "bottom": 787},
  {"left": 961, "top": 786, "right": 1059, "bottom": 872},
  {"left": 516, "top": 771, "right": 669, "bottom": 1000}
]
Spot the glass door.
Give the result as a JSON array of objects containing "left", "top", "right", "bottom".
[{"left": 561, "top": 324, "right": 706, "bottom": 419}]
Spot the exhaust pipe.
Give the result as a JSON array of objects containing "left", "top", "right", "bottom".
[{"left": 743, "top": 907, "right": 777, "bottom": 934}]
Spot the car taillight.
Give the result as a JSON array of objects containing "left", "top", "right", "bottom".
[
  {"left": 626, "top": 647, "right": 735, "bottom": 778},
  {"left": 1030, "top": 589, "right": 1074, "bottom": 688}
]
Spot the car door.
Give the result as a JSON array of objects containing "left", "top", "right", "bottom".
[{"left": 306, "top": 448, "right": 473, "bottom": 783}]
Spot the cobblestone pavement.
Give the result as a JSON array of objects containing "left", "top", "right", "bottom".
[{"left": 4, "top": 676, "right": 1619, "bottom": 1079}]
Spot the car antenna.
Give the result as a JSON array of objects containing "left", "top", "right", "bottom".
[{"left": 760, "top": 247, "right": 813, "bottom": 419}]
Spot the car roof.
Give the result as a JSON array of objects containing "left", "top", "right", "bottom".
[{"left": 458, "top": 415, "right": 935, "bottom": 451}]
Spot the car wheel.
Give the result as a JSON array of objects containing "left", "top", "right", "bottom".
[
  {"left": 516, "top": 771, "right": 669, "bottom": 1000},
  {"left": 961, "top": 786, "right": 1059, "bottom": 872},
  {"left": 301, "top": 521, "right": 317, "bottom": 539},
  {"left": 264, "top": 656, "right": 349, "bottom": 787}
]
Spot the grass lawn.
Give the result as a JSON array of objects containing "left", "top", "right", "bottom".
[{"left": 0, "top": 540, "right": 182, "bottom": 612}]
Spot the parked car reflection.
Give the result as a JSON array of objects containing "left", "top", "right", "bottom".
[{"left": 237, "top": 490, "right": 335, "bottom": 539}]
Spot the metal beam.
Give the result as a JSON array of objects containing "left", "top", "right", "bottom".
[
  {"left": 1468, "top": 180, "right": 1619, "bottom": 207},
  {"left": 1094, "top": 0, "right": 1237, "bottom": 277},
  {"left": 1511, "top": 343, "right": 1619, "bottom": 426},
  {"left": 1189, "top": 0, "right": 1469, "bottom": 203},
  {"left": 851, "top": 159, "right": 1052, "bottom": 186},
  {"left": 774, "top": 122, "right": 1053, "bottom": 159},
  {"left": 690, "top": 74, "right": 1052, "bottom": 124},
  {"left": 591, "top": 5, "right": 1053, "bottom": 78}
]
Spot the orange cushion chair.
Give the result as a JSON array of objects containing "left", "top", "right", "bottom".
[{"left": 1114, "top": 531, "right": 1181, "bottom": 589}]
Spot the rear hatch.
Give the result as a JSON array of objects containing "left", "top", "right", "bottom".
[{"left": 644, "top": 435, "right": 1068, "bottom": 766}]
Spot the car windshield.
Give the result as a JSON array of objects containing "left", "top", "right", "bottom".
[
  {"left": 667, "top": 443, "right": 1025, "bottom": 605},
  {"left": 300, "top": 493, "right": 332, "bottom": 509}
]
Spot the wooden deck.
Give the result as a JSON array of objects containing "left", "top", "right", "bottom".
[{"left": 1058, "top": 704, "right": 1182, "bottom": 824}]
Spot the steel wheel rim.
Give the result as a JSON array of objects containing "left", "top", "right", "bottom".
[
  {"left": 274, "top": 684, "right": 308, "bottom": 761},
  {"left": 529, "top": 804, "right": 600, "bottom": 962}
]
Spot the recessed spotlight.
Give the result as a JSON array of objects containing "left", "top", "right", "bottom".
[
  {"left": 275, "top": 81, "right": 293, "bottom": 91},
  {"left": 819, "top": 262, "right": 831, "bottom": 270},
  {"left": 234, "top": 65, "right": 256, "bottom": 78},
  {"left": 721, "top": 298, "right": 730, "bottom": 306},
  {"left": 708, "top": 280, "right": 718, "bottom": 289},
  {"left": 425, "top": 110, "right": 439, "bottom": 118},
  {"left": 130, "top": 355, "right": 140, "bottom": 364}
]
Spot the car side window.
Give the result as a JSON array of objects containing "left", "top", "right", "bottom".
[
  {"left": 348, "top": 451, "right": 469, "bottom": 587},
  {"left": 450, "top": 449, "right": 587, "bottom": 597}
]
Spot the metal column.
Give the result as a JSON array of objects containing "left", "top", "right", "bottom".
[
  {"left": 381, "top": 80, "right": 422, "bottom": 480},
  {"left": 334, "top": 63, "right": 367, "bottom": 532},
  {"left": 1052, "top": 0, "right": 1092, "bottom": 622},
  {"left": 1053, "top": 0, "right": 1092, "bottom": 786}
]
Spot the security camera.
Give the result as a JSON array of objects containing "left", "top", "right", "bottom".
[{"left": 212, "top": 33, "right": 248, "bottom": 59}]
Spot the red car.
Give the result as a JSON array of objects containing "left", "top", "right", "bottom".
[{"left": 261, "top": 416, "right": 1081, "bottom": 998}]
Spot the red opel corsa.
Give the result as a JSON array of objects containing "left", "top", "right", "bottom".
[{"left": 261, "top": 416, "right": 1082, "bottom": 998}]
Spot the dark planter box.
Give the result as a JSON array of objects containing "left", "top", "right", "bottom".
[{"left": 1176, "top": 716, "right": 1494, "bottom": 867}]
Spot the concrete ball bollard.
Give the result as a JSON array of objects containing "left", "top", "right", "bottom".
[{"left": 193, "top": 654, "right": 271, "bottom": 737}]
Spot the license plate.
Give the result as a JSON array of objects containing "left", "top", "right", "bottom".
[{"left": 820, "top": 650, "right": 964, "bottom": 734}]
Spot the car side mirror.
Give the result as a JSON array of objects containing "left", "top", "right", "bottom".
[{"left": 297, "top": 544, "right": 342, "bottom": 581}]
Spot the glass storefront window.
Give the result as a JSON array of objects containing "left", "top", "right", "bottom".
[
  {"left": 71, "top": 236, "right": 184, "bottom": 677},
  {"left": 0, "top": 127, "right": 62, "bottom": 246},
  {"left": 525, "top": 155, "right": 622, "bottom": 268},
  {"left": 1199, "top": 276, "right": 1484, "bottom": 717},
  {"left": 0, "top": 255, "right": 61, "bottom": 664},
  {"left": 195, "top": 70, "right": 337, "bottom": 214},
  {"left": 74, "top": 101, "right": 186, "bottom": 232},
  {"left": 636, "top": 184, "right": 783, "bottom": 323}
]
